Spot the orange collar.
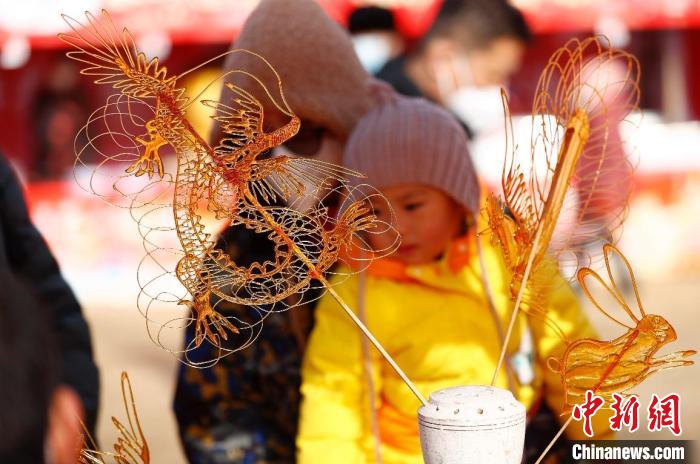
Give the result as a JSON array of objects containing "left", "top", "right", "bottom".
[{"left": 357, "top": 233, "right": 474, "bottom": 282}]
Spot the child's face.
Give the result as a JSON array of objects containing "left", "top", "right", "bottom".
[{"left": 368, "top": 184, "right": 466, "bottom": 265}]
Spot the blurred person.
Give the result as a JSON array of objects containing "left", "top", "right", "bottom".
[
  {"left": 173, "top": 0, "right": 388, "bottom": 462},
  {"left": 297, "top": 96, "right": 611, "bottom": 464},
  {"left": 0, "top": 153, "right": 100, "bottom": 438},
  {"left": 0, "top": 270, "right": 85, "bottom": 464},
  {"left": 212, "top": 0, "right": 380, "bottom": 164},
  {"left": 33, "top": 60, "right": 87, "bottom": 179},
  {"left": 348, "top": 6, "right": 405, "bottom": 75},
  {"left": 377, "top": 0, "right": 531, "bottom": 138}
]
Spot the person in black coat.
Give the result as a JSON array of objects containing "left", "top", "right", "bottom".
[
  {"left": 0, "top": 153, "right": 99, "bottom": 437},
  {"left": 376, "top": 0, "right": 531, "bottom": 139},
  {"left": 0, "top": 270, "right": 85, "bottom": 464}
]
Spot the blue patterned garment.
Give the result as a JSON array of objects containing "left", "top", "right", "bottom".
[{"left": 173, "top": 225, "right": 316, "bottom": 464}]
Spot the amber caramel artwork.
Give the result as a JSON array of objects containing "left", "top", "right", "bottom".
[
  {"left": 59, "top": 11, "right": 400, "bottom": 368},
  {"left": 533, "top": 243, "right": 696, "bottom": 463},
  {"left": 549, "top": 243, "right": 696, "bottom": 413},
  {"left": 80, "top": 372, "right": 149, "bottom": 464},
  {"left": 488, "top": 36, "right": 641, "bottom": 381}
]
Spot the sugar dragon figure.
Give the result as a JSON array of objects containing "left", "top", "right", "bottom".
[{"left": 61, "top": 10, "right": 425, "bottom": 403}]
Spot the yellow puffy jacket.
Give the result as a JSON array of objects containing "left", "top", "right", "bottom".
[{"left": 298, "top": 233, "right": 612, "bottom": 463}]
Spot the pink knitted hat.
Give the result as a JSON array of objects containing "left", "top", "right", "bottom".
[
  {"left": 218, "top": 0, "right": 374, "bottom": 140},
  {"left": 344, "top": 96, "right": 480, "bottom": 214}
]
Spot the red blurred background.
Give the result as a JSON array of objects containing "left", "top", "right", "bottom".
[{"left": 2, "top": 0, "right": 699, "bottom": 277}]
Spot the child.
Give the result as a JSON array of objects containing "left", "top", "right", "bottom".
[{"left": 297, "top": 96, "right": 611, "bottom": 463}]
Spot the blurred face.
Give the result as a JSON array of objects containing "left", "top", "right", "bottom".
[
  {"left": 252, "top": 107, "right": 344, "bottom": 164},
  {"left": 431, "top": 36, "right": 525, "bottom": 92},
  {"left": 280, "top": 117, "right": 344, "bottom": 164},
  {"left": 368, "top": 184, "right": 465, "bottom": 265},
  {"left": 467, "top": 36, "right": 525, "bottom": 87}
]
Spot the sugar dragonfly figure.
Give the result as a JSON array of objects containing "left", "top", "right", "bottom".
[
  {"left": 536, "top": 244, "right": 695, "bottom": 463},
  {"left": 551, "top": 243, "right": 696, "bottom": 410}
]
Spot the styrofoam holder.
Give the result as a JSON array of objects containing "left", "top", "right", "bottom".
[{"left": 418, "top": 385, "right": 526, "bottom": 464}]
